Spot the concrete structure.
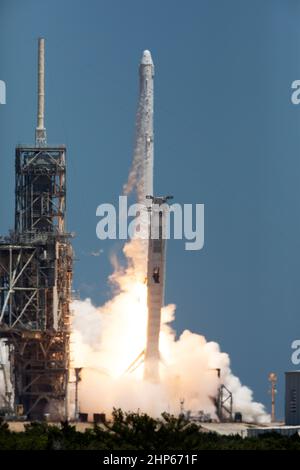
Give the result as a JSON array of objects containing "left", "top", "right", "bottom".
[
  {"left": 285, "top": 371, "right": 300, "bottom": 425},
  {"left": 0, "top": 39, "right": 73, "bottom": 420},
  {"left": 247, "top": 425, "right": 300, "bottom": 438}
]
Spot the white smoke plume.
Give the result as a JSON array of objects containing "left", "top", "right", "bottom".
[{"left": 71, "top": 237, "right": 269, "bottom": 423}]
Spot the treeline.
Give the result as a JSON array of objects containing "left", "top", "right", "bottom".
[{"left": 0, "top": 409, "right": 299, "bottom": 450}]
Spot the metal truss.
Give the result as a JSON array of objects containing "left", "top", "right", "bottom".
[{"left": 0, "top": 146, "right": 73, "bottom": 420}]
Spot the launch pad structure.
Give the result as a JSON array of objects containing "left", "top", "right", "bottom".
[{"left": 0, "top": 39, "right": 73, "bottom": 420}]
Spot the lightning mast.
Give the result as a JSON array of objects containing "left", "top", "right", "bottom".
[{"left": 35, "top": 38, "right": 47, "bottom": 146}]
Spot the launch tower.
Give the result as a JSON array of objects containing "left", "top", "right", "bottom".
[{"left": 0, "top": 39, "right": 72, "bottom": 420}]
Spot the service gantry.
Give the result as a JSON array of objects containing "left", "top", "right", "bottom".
[{"left": 0, "top": 38, "right": 73, "bottom": 420}]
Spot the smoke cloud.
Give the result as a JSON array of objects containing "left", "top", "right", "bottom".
[{"left": 71, "top": 237, "right": 269, "bottom": 423}]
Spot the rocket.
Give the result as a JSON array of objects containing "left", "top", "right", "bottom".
[
  {"left": 126, "top": 50, "right": 171, "bottom": 382},
  {"left": 138, "top": 51, "right": 171, "bottom": 381}
]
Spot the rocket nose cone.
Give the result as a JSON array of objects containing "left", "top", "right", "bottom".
[{"left": 141, "top": 50, "right": 153, "bottom": 65}]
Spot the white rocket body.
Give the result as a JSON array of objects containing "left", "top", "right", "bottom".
[
  {"left": 144, "top": 198, "right": 168, "bottom": 382},
  {"left": 137, "top": 51, "right": 168, "bottom": 382},
  {"left": 138, "top": 50, "right": 154, "bottom": 202}
]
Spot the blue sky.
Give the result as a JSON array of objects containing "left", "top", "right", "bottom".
[{"left": 1, "top": 0, "right": 300, "bottom": 418}]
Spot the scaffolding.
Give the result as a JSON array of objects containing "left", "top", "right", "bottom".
[{"left": 217, "top": 384, "right": 233, "bottom": 422}]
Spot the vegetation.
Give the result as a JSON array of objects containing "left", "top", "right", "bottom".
[{"left": 0, "top": 409, "right": 299, "bottom": 450}]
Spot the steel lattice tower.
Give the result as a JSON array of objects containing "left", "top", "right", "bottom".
[{"left": 0, "top": 39, "right": 73, "bottom": 420}]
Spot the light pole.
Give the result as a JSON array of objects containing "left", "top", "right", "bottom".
[{"left": 268, "top": 372, "right": 277, "bottom": 423}]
